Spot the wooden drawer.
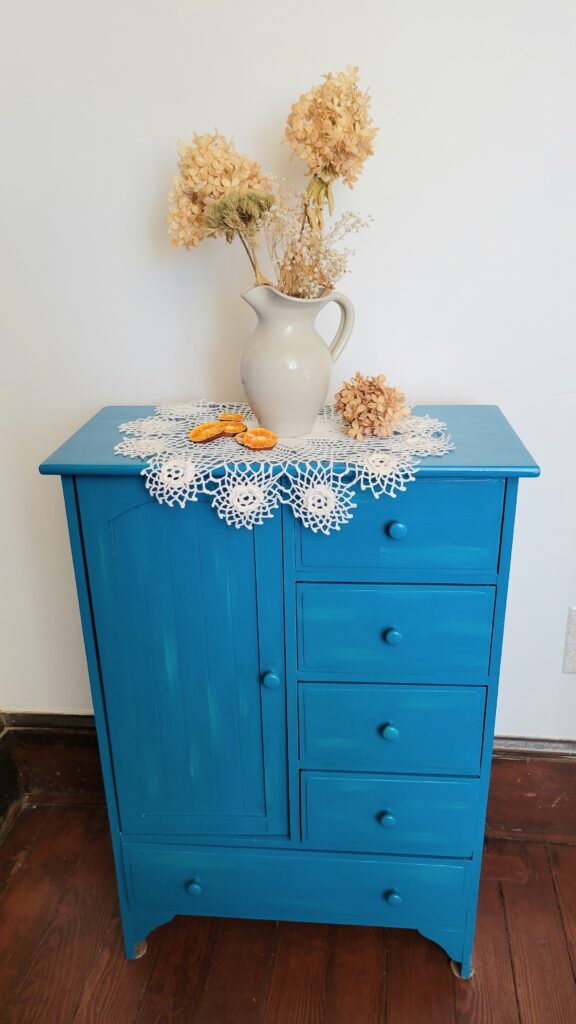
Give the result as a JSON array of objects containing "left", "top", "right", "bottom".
[
  {"left": 298, "top": 683, "right": 486, "bottom": 774},
  {"left": 297, "top": 479, "right": 505, "bottom": 573},
  {"left": 297, "top": 583, "right": 496, "bottom": 680},
  {"left": 301, "top": 772, "right": 479, "bottom": 856},
  {"left": 124, "top": 842, "right": 470, "bottom": 931}
]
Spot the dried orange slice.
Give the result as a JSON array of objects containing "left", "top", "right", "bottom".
[
  {"left": 189, "top": 421, "right": 225, "bottom": 443},
  {"left": 218, "top": 412, "right": 244, "bottom": 422},
  {"left": 221, "top": 421, "right": 247, "bottom": 436},
  {"left": 240, "top": 428, "right": 278, "bottom": 451}
]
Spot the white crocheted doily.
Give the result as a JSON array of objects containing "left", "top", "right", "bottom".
[{"left": 115, "top": 401, "right": 453, "bottom": 533}]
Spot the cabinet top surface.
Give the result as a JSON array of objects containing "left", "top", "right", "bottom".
[{"left": 39, "top": 404, "right": 540, "bottom": 478}]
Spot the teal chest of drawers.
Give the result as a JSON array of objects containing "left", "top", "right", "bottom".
[{"left": 41, "top": 404, "right": 539, "bottom": 978}]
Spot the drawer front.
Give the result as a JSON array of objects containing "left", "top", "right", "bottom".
[
  {"left": 301, "top": 773, "right": 479, "bottom": 857},
  {"left": 297, "top": 479, "right": 505, "bottom": 573},
  {"left": 124, "top": 843, "right": 470, "bottom": 931},
  {"left": 297, "top": 584, "right": 495, "bottom": 680},
  {"left": 299, "top": 683, "right": 486, "bottom": 774}
]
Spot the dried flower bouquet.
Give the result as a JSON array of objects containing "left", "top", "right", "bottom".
[{"left": 167, "top": 67, "right": 377, "bottom": 299}]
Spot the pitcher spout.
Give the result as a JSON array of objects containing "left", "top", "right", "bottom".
[{"left": 242, "top": 284, "right": 328, "bottom": 318}]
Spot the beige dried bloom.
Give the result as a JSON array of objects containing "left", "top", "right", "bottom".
[
  {"left": 261, "top": 179, "right": 370, "bottom": 298},
  {"left": 335, "top": 372, "right": 410, "bottom": 439},
  {"left": 167, "top": 133, "right": 269, "bottom": 248},
  {"left": 285, "top": 67, "right": 378, "bottom": 188}
]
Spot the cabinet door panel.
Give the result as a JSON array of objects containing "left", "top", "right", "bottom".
[{"left": 77, "top": 477, "right": 287, "bottom": 837}]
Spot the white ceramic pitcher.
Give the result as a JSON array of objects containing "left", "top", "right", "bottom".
[{"left": 240, "top": 285, "right": 354, "bottom": 437}]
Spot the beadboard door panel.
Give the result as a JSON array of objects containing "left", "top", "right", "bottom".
[
  {"left": 297, "top": 583, "right": 496, "bottom": 680},
  {"left": 297, "top": 479, "right": 505, "bottom": 573},
  {"left": 76, "top": 477, "right": 288, "bottom": 837}
]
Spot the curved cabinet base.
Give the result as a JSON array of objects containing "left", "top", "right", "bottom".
[
  {"left": 418, "top": 926, "right": 471, "bottom": 976},
  {"left": 122, "top": 841, "right": 473, "bottom": 969},
  {"left": 125, "top": 910, "right": 472, "bottom": 978}
]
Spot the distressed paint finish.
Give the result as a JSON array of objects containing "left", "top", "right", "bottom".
[
  {"left": 76, "top": 476, "right": 288, "bottom": 838},
  {"left": 300, "top": 773, "right": 480, "bottom": 857},
  {"left": 124, "top": 843, "right": 471, "bottom": 936},
  {"left": 40, "top": 405, "right": 539, "bottom": 978},
  {"left": 297, "top": 478, "right": 505, "bottom": 573},
  {"left": 298, "top": 684, "right": 487, "bottom": 775},
  {"left": 297, "top": 583, "right": 496, "bottom": 680}
]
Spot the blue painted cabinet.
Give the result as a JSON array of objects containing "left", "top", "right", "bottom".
[{"left": 40, "top": 404, "right": 539, "bottom": 978}]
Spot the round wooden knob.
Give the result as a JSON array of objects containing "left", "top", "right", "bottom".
[
  {"left": 379, "top": 811, "right": 398, "bottom": 829},
  {"left": 386, "top": 521, "right": 408, "bottom": 540},
  {"left": 383, "top": 628, "right": 403, "bottom": 646},
  {"left": 380, "top": 723, "right": 400, "bottom": 742},
  {"left": 384, "top": 889, "right": 403, "bottom": 907},
  {"left": 262, "top": 671, "right": 280, "bottom": 689},
  {"left": 185, "top": 880, "right": 203, "bottom": 897}
]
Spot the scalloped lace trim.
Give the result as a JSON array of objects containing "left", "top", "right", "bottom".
[{"left": 115, "top": 401, "right": 453, "bottom": 533}]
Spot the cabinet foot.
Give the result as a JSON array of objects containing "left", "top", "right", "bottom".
[
  {"left": 450, "top": 958, "right": 475, "bottom": 980},
  {"left": 134, "top": 941, "right": 148, "bottom": 959}
]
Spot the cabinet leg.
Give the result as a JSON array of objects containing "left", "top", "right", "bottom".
[
  {"left": 450, "top": 958, "right": 475, "bottom": 980},
  {"left": 134, "top": 940, "right": 148, "bottom": 959}
]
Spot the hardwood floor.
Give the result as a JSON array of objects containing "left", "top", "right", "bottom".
[{"left": 0, "top": 805, "right": 575, "bottom": 1024}]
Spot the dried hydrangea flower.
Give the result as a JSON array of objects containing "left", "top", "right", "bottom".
[
  {"left": 285, "top": 67, "right": 378, "bottom": 188},
  {"left": 167, "top": 133, "right": 269, "bottom": 249},
  {"left": 335, "top": 373, "right": 410, "bottom": 439}
]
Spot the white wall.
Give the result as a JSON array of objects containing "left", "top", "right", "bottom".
[{"left": 1, "top": 0, "right": 575, "bottom": 736}]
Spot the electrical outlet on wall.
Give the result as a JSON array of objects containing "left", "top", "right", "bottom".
[{"left": 563, "top": 607, "right": 576, "bottom": 673}]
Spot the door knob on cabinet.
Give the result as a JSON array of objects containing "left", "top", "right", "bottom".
[
  {"left": 185, "top": 879, "right": 203, "bottom": 897},
  {"left": 380, "top": 723, "right": 400, "bottom": 742},
  {"left": 386, "top": 520, "right": 408, "bottom": 540},
  {"left": 384, "top": 889, "right": 403, "bottom": 907},
  {"left": 379, "top": 811, "right": 398, "bottom": 829},
  {"left": 383, "top": 628, "right": 403, "bottom": 646},
  {"left": 261, "top": 671, "right": 280, "bottom": 689}
]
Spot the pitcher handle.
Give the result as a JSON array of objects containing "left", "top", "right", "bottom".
[{"left": 325, "top": 292, "right": 355, "bottom": 363}]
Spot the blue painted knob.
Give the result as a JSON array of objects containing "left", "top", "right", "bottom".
[
  {"left": 379, "top": 811, "right": 398, "bottom": 829},
  {"left": 185, "top": 880, "right": 202, "bottom": 897},
  {"left": 385, "top": 889, "right": 403, "bottom": 907},
  {"left": 381, "top": 723, "right": 400, "bottom": 742},
  {"left": 386, "top": 521, "right": 408, "bottom": 540},
  {"left": 262, "top": 671, "right": 280, "bottom": 690},
  {"left": 384, "top": 628, "right": 403, "bottom": 646}
]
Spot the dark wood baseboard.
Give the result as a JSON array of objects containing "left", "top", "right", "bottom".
[
  {"left": 1, "top": 715, "right": 575, "bottom": 841},
  {"left": 488, "top": 736, "right": 576, "bottom": 843},
  {"left": 0, "top": 713, "right": 103, "bottom": 837}
]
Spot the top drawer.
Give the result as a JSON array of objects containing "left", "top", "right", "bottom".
[{"left": 296, "top": 479, "right": 505, "bottom": 574}]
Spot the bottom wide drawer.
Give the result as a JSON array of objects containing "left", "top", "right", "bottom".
[
  {"left": 123, "top": 843, "right": 470, "bottom": 931},
  {"left": 301, "top": 772, "right": 480, "bottom": 856}
]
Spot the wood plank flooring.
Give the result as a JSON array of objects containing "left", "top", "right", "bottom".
[{"left": 0, "top": 805, "right": 574, "bottom": 1024}]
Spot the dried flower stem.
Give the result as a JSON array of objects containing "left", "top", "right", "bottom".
[{"left": 237, "top": 232, "right": 270, "bottom": 285}]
